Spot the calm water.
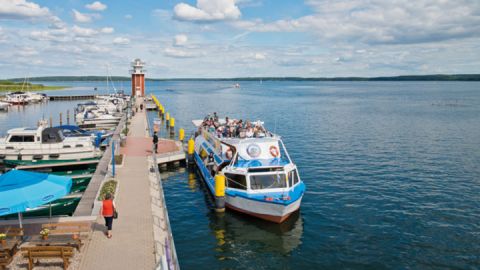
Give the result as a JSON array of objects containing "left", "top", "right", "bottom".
[{"left": 3, "top": 81, "right": 480, "bottom": 269}]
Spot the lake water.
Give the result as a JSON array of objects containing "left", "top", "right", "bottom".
[{"left": 2, "top": 80, "right": 480, "bottom": 269}]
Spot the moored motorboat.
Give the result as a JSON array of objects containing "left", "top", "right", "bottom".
[
  {"left": 5, "top": 92, "right": 29, "bottom": 105},
  {"left": 0, "top": 123, "right": 102, "bottom": 167},
  {"left": 0, "top": 101, "right": 9, "bottom": 111},
  {"left": 192, "top": 114, "right": 306, "bottom": 223}
]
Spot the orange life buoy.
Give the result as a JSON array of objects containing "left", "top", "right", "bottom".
[
  {"left": 269, "top": 145, "right": 279, "bottom": 157},
  {"left": 225, "top": 147, "right": 233, "bottom": 160}
]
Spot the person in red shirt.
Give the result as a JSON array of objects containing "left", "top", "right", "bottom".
[{"left": 101, "top": 193, "right": 116, "bottom": 238}]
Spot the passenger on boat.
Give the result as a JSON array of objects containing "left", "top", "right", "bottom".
[{"left": 205, "top": 152, "right": 215, "bottom": 176}]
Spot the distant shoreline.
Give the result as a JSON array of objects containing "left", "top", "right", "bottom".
[
  {"left": 0, "top": 80, "right": 66, "bottom": 92},
  {"left": 5, "top": 74, "right": 480, "bottom": 82}
]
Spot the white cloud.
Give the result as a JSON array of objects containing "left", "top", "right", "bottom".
[
  {"left": 233, "top": 0, "right": 480, "bottom": 45},
  {"left": 0, "top": 0, "right": 51, "bottom": 20},
  {"left": 100, "top": 27, "right": 114, "bottom": 34},
  {"left": 174, "top": 34, "right": 188, "bottom": 46},
  {"left": 174, "top": 0, "right": 241, "bottom": 22},
  {"left": 71, "top": 25, "right": 97, "bottom": 37},
  {"left": 125, "top": 14, "right": 133, "bottom": 20},
  {"left": 85, "top": 1, "right": 107, "bottom": 11},
  {"left": 113, "top": 37, "right": 130, "bottom": 45},
  {"left": 72, "top": 9, "right": 100, "bottom": 23},
  {"left": 164, "top": 47, "right": 198, "bottom": 58},
  {"left": 254, "top": 52, "right": 266, "bottom": 60},
  {"left": 16, "top": 46, "right": 38, "bottom": 57}
]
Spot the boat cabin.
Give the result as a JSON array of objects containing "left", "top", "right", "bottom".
[{"left": 4, "top": 127, "right": 65, "bottom": 144}]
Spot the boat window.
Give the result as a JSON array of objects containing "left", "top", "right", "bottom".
[
  {"left": 9, "top": 135, "right": 35, "bottom": 142},
  {"left": 288, "top": 169, "right": 300, "bottom": 187},
  {"left": 250, "top": 173, "right": 287, "bottom": 190},
  {"left": 23, "top": 136, "right": 34, "bottom": 142},
  {"left": 225, "top": 173, "right": 247, "bottom": 190},
  {"left": 9, "top": 136, "right": 23, "bottom": 142}
]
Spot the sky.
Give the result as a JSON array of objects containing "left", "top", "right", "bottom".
[{"left": 0, "top": 0, "right": 479, "bottom": 78}]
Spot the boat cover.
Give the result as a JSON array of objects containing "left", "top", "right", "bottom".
[
  {"left": 42, "top": 128, "right": 63, "bottom": 143},
  {"left": 0, "top": 170, "right": 72, "bottom": 216}
]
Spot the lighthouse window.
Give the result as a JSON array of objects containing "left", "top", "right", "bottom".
[
  {"left": 225, "top": 173, "right": 247, "bottom": 190},
  {"left": 250, "top": 173, "right": 287, "bottom": 190}
]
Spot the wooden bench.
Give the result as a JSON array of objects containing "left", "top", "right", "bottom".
[
  {"left": 0, "top": 250, "right": 13, "bottom": 270},
  {"left": 41, "top": 222, "right": 91, "bottom": 250},
  {"left": 1, "top": 227, "right": 24, "bottom": 239},
  {"left": 42, "top": 222, "right": 91, "bottom": 236},
  {"left": 22, "top": 246, "right": 74, "bottom": 270}
]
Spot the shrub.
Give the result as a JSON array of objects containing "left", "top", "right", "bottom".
[{"left": 98, "top": 180, "right": 118, "bottom": 201}]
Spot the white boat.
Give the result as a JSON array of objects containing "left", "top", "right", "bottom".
[
  {"left": 5, "top": 92, "right": 29, "bottom": 105},
  {"left": 0, "top": 124, "right": 101, "bottom": 166},
  {"left": 0, "top": 101, "right": 9, "bottom": 111},
  {"left": 25, "top": 92, "right": 47, "bottom": 103},
  {"left": 192, "top": 115, "right": 306, "bottom": 223}
]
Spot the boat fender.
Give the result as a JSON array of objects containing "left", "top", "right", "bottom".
[
  {"left": 269, "top": 146, "right": 279, "bottom": 157},
  {"left": 225, "top": 147, "right": 233, "bottom": 160}
]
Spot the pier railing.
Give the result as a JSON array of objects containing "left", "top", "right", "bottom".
[
  {"left": 146, "top": 105, "right": 180, "bottom": 270},
  {"left": 152, "top": 153, "right": 180, "bottom": 270}
]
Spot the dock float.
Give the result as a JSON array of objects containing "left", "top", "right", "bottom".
[
  {"left": 49, "top": 95, "right": 95, "bottom": 101},
  {"left": 15, "top": 159, "right": 100, "bottom": 170}
]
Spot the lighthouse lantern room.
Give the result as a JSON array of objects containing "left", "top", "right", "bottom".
[{"left": 130, "top": 58, "right": 146, "bottom": 96}]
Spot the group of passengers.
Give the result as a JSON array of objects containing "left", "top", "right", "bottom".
[{"left": 201, "top": 112, "right": 268, "bottom": 138}]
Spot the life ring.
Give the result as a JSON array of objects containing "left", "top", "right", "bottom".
[
  {"left": 225, "top": 147, "right": 233, "bottom": 160},
  {"left": 269, "top": 146, "right": 279, "bottom": 157}
]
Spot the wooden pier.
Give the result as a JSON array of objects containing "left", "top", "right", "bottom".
[{"left": 49, "top": 95, "right": 95, "bottom": 101}]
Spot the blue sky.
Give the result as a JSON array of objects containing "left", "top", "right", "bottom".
[{"left": 0, "top": 0, "right": 479, "bottom": 78}]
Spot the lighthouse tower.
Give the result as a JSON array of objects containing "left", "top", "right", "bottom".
[{"left": 130, "top": 58, "right": 146, "bottom": 96}]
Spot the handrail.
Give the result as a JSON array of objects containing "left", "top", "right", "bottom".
[
  {"left": 152, "top": 152, "right": 180, "bottom": 270},
  {"left": 146, "top": 107, "right": 180, "bottom": 270}
]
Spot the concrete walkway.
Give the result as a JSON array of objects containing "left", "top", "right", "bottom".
[{"left": 79, "top": 99, "right": 156, "bottom": 270}]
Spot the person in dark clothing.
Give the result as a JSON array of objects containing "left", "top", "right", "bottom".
[
  {"left": 205, "top": 152, "right": 215, "bottom": 176},
  {"left": 140, "top": 103, "right": 144, "bottom": 111},
  {"left": 153, "top": 132, "right": 159, "bottom": 153}
]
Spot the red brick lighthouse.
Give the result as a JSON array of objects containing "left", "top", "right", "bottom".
[{"left": 130, "top": 58, "right": 146, "bottom": 96}]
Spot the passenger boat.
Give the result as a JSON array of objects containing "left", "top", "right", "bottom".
[
  {"left": 192, "top": 116, "right": 306, "bottom": 223},
  {"left": 0, "top": 124, "right": 102, "bottom": 166}
]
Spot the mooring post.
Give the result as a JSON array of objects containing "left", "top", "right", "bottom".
[
  {"left": 59, "top": 112, "right": 62, "bottom": 126},
  {"left": 67, "top": 110, "right": 70, "bottom": 125},
  {"left": 49, "top": 117, "right": 52, "bottom": 127}
]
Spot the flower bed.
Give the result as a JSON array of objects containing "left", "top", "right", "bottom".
[{"left": 97, "top": 180, "right": 118, "bottom": 201}]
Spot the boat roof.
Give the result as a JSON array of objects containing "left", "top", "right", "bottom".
[{"left": 7, "top": 127, "right": 39, "bottom": 134}]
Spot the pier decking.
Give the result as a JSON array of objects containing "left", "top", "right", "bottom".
[{"left": 79, "top": 98, "right": 179, "bottom": 269}]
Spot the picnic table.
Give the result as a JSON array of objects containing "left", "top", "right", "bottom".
[
  {"left": 23, "top": 234, "right": 85, "bottom": 251},
  {"left": 0, "top": 239, "right": 19, "bottom": 254},
  {"left": 1, "top": 239, "right": 19, "bottom": 269}
]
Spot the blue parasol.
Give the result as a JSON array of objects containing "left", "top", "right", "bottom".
[{"left": 0, "top": 170, "right": 72, "bottom": 227}]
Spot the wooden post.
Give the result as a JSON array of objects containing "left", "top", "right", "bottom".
[
  {"left": 59, "top": 112, "right": 62, "bottom": 126},
  {"left": 67, "top": 110, "right": 70, "bottom": 125},
  {"left": 49, "top": 117, "right": 52, "bottom": 127}
]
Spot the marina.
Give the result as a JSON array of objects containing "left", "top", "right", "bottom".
[{"left": 1, "top": 0, "right": 480, "bottom": 268}]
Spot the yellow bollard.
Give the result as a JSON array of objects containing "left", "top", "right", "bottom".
[
  {"left": 188, "top": 138, "right": 195, "bottom": 155},
  {"left": 165, "top": 112, "right": 170, "bottom": 121},
  {"left": 214, "top": 174, "right": 226, "bottom": 212},
  {"left": 170, "top": 117, "right": 175, "bottom": 128},
  {"left": 187, "top": 137, "right": 195, "bottom": 165},
  {"left": 179, "top": 128, "right": 185, "bottom": 141}
]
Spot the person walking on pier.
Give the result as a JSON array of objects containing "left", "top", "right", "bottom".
[
  {"left": 153, "top": 132, "right": 159, "bottom": 153},
  {"left": 101, "top": 193, "right": 116, "bottom": 238}
]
